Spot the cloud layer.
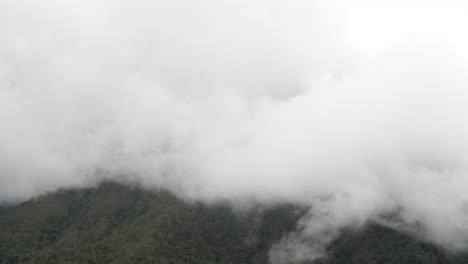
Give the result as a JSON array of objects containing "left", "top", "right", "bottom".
[{"left": 2, "top": 0, "right": 468, "bottom": 261}]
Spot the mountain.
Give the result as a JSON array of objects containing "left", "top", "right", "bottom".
[{"left": 0, "top": 182, "right": 467, "bottom": 264}]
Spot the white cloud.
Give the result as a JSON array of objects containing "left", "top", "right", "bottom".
[{"left": 2, "top": 0, "right": 468, "bottom": 262}]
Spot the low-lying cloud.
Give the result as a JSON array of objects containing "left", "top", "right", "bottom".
[{"left": 2, "top": 0, "right": 468, "bottom": 262}]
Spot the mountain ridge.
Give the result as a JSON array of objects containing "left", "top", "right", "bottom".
[{"left": 1, "top": 181, "right": 467, "bottom": 264}]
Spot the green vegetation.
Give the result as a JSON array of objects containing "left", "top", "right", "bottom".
[
  {"left": 0, "top": 182, "right": 467, "bottom": 264},
  {"left": 0, "top": 182, "right": 301, "bottom": 264},
  {"left": 320, "top": 223, "right": 468, "bottom": 264}
]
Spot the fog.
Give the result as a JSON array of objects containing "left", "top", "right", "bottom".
[{"left": 2, "top": 0, "right": 468, "bottom": 262}]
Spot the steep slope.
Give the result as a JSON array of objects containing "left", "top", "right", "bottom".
[
  {"left": 0, "top": 182, "right": 467, "bottom": 264},
  {"left": 0, "top": 182, "right": 301, "bottom": 264},
  {"left": 320, "top": 223, "right": 468, "bottom": 264}
]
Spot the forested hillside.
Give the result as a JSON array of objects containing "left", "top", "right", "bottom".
[{"left": 1, "top": 182, "right": 467, "bottom": 264}]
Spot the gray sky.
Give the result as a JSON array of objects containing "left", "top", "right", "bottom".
[{"left": 2, "top": 0, "right": 468, "bottom": 261}]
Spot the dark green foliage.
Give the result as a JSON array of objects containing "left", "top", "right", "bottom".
[
  {"left": 0, "top": 182, "right": 300, "bottom": 264},
  {"left": 0, "top": 182, "right": 467, "bottom": 264},
  {"left": 319, "top": 223, "right": 468, "bottom": 264}
]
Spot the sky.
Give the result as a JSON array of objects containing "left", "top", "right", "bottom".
[{"left": 2, "top": 0, "right": 468, "bottom": 262}]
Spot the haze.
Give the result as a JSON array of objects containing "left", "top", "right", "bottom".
[{"left": 2, "top": 0, "right": 468, "bottom": 261}]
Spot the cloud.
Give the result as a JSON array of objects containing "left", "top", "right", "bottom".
[{"left": 2, "top": 0, "right": 468, "bottom": 262}]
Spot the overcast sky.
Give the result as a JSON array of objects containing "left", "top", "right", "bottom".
[{"left": 2, "top": 0, "right": 468, "bottom": 262}]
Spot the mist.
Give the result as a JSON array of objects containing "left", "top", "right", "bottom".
[{"left": 2, "top": 0, "right": 468, "bottom": 262}]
